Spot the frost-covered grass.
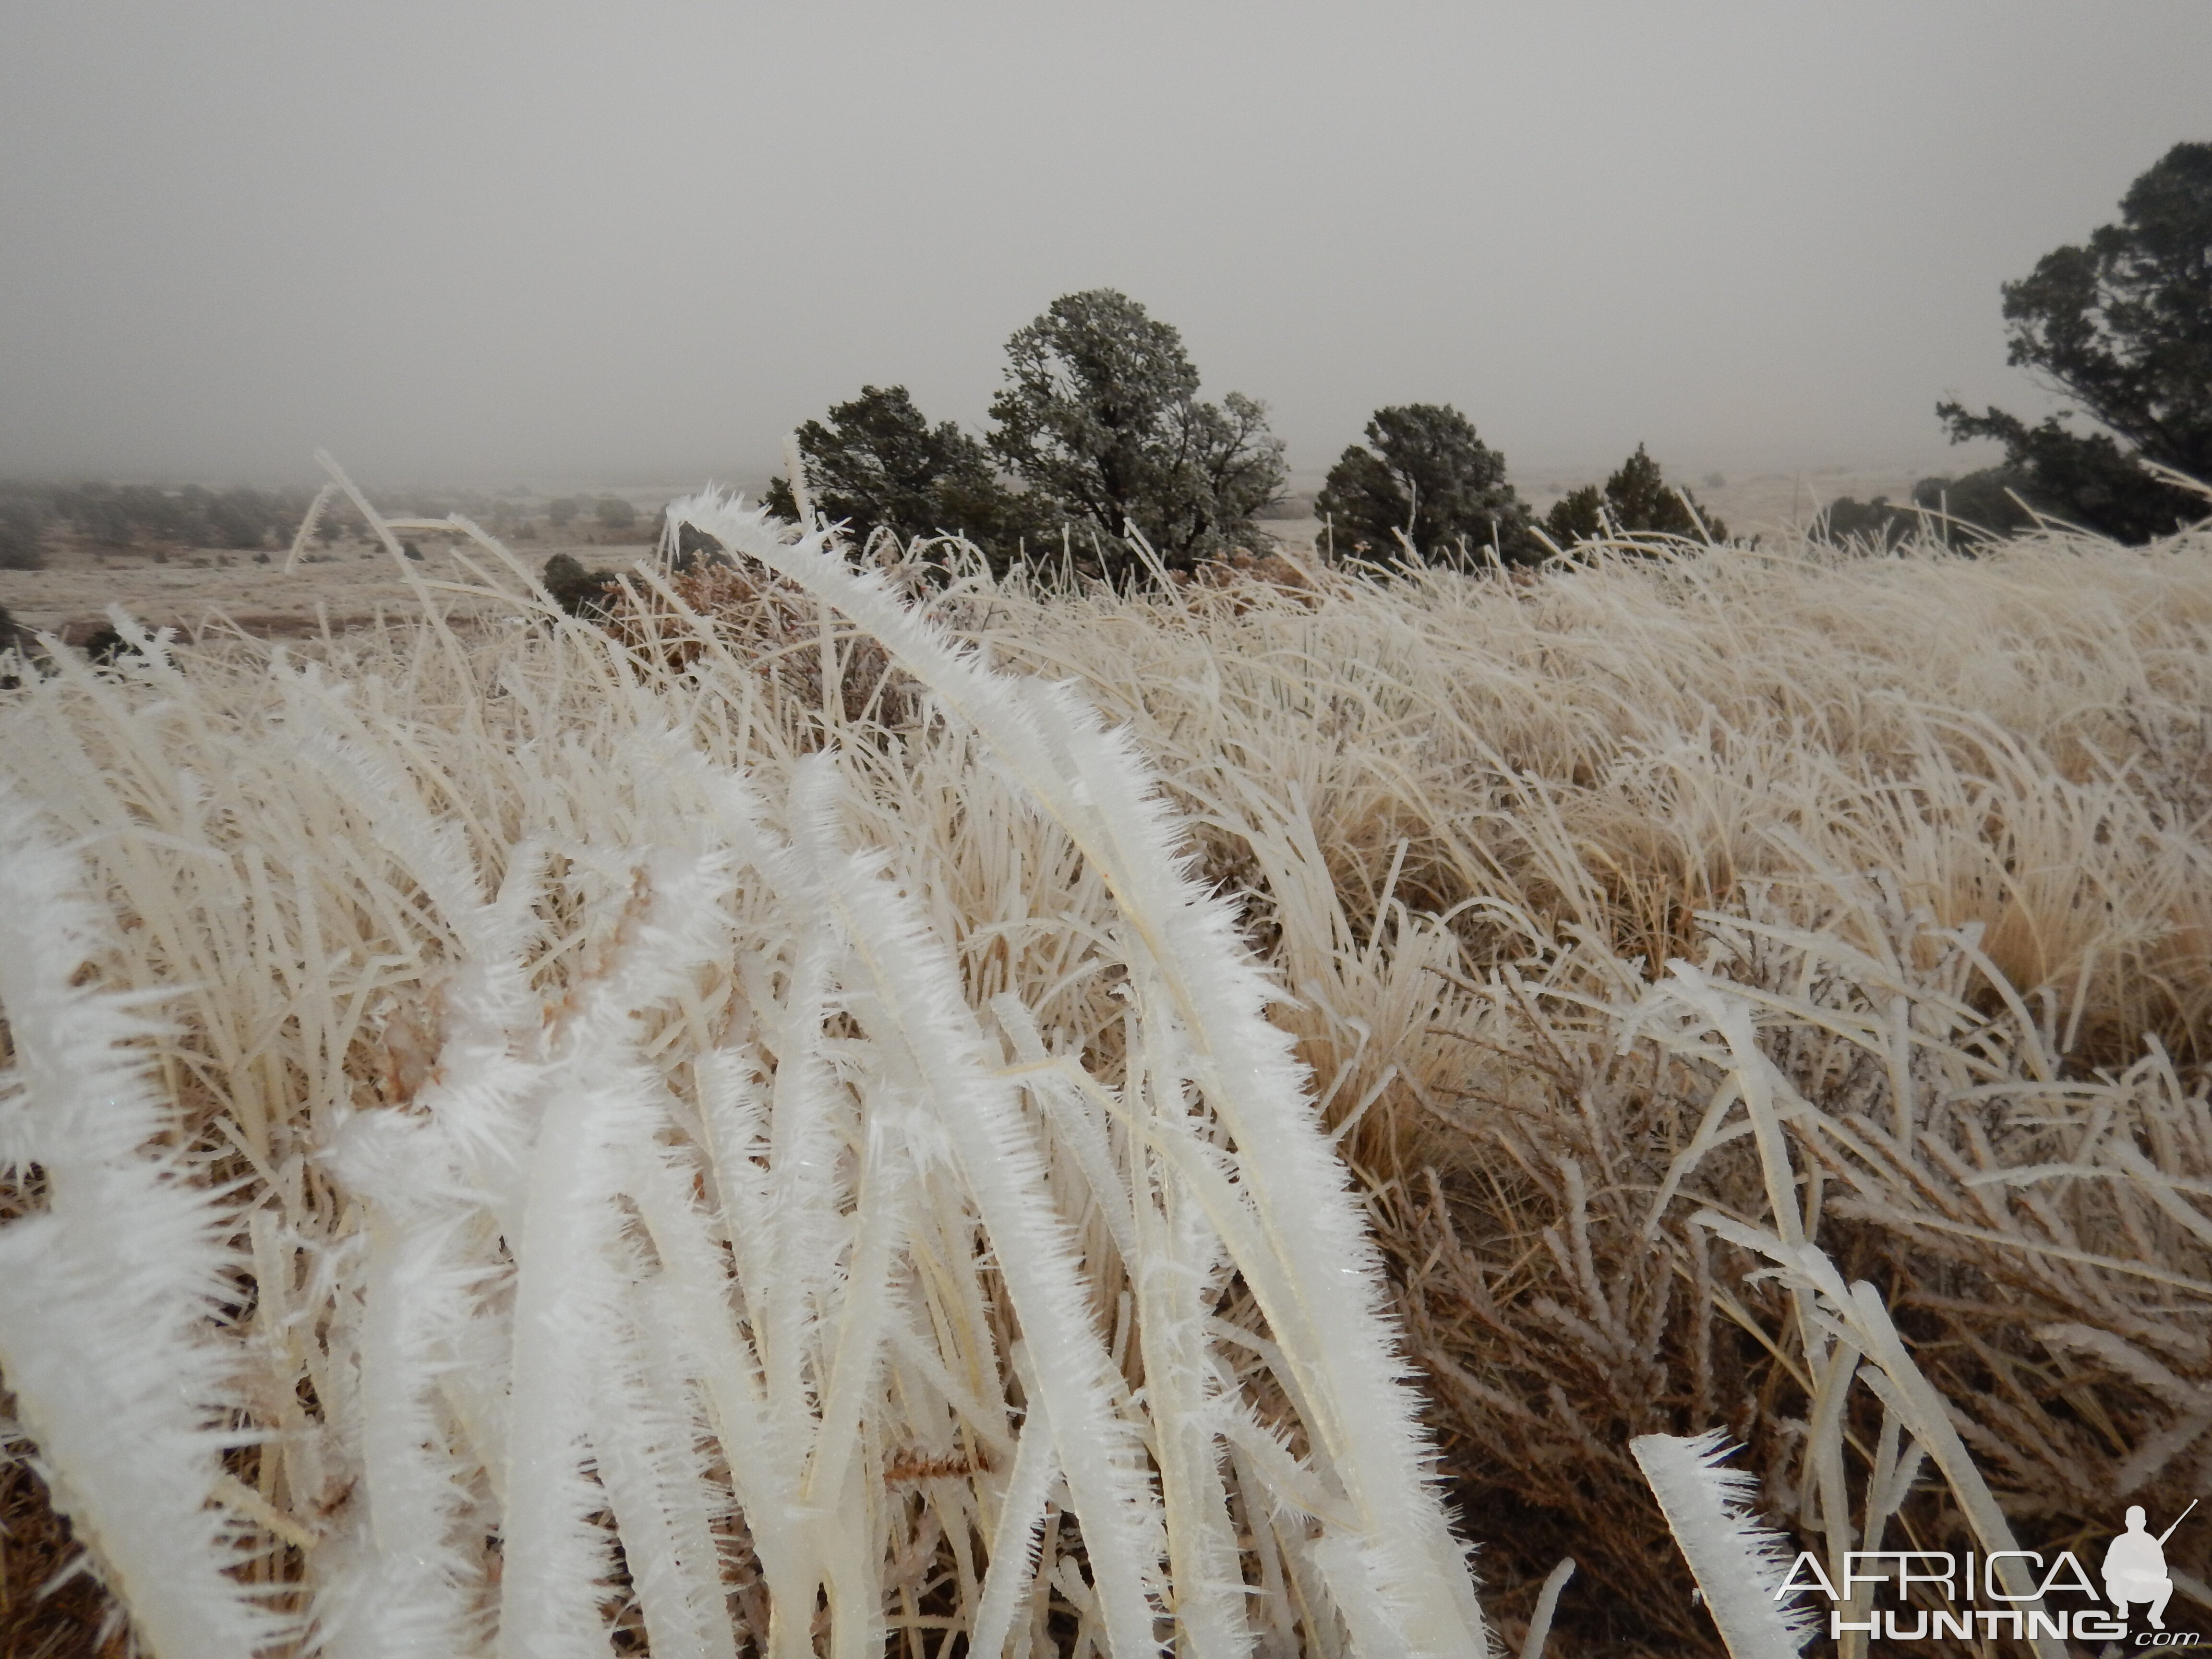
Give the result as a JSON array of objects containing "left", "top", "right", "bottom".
[
  {"left": 979, "top": 522, "right": 2212, "bottom": 1653},
  {"left": 2, "top": 494, "right": 2211, "bottom": 1658},
  {"left": 0, "top": 496, "right": 1483, "bottom": 1659}
]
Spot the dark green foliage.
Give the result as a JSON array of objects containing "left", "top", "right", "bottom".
[
  {"left": 1542, "top": 445, "right": 1727, "bottom": 547},
  {"left": 764, "top": 384, "right": 1057, "bottom": 573},
  {"left": 208, "top": 487, "right": 276, "bottom": 550},
  {"left": 986, "top": 290, "right": 1286, "bottom": 577},
  {"left": 594, "top": 496, "right": 638, "bottom": 533},
  {"left": 1815, "top": 495, "right": 1916, "bottom": 550},
  {"left": 1933, "top": 407, "right": 2201, "bottom": 542},
  {"left": 542, "top": 552, "right": 622, "bottom": 618},
  {"left": 79, "top": 627, "right": 141, "bottom": 667},
  {"left": 1815, "top": 468, "right": 2047, "bottom": 553},
  {"left": 1594, "top": 445, "right": 1726, "bottom": 539},
  {"left": 1909, "top": 469, "right": 2039, "bottom": 540},
  {"left": 1313, "top": 404, "right": 1540, "bottom": 566},
  {"left": 660, "top": 517, "right": 732, "bottom": 573},
  {"left": 0, "top": 497, "right": 49, "bottom": 570},
  {"left": 1542, "top": 485, "right": 1605, "bottom": 547},
  {"left": 1937, "top": 141, "right": 2212, "bottom": 543}
]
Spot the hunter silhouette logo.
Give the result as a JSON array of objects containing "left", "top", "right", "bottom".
[{"left": 2105, "top": 1502, "right": 2195, "bottom": 1631}]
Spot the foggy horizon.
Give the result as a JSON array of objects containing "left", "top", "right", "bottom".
[{"left": 4, "top": 2, "right": 2208, "bottom": 493}]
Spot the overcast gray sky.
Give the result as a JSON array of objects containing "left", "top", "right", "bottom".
[{"left": 2, "top": 1, "right": 2206, "bottom": 490}]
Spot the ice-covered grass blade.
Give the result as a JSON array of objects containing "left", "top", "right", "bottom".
[
  {"left": 1631, "top": 1432, "right": 1815, "bottom": 1659},
  {"left": 0, "top": 781, "right": 287, "bottom": 1659}
]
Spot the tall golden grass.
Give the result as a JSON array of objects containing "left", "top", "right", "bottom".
[{"left": 2, "top": 494, "right": 2208, "bottom": 1659}]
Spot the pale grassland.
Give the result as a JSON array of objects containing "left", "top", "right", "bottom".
[
  {"left": 1, "top": 496, "right": 2209, "bottom": 1659},
  {"left": 976, "top": 527, "right": 2212, "bottom": 1652}
]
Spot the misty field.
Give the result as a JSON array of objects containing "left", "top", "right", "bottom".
[{"left": 3, "top": 494, "right": 2211, "bottom": 1659}]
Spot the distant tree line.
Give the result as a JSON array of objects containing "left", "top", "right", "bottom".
[
  {"left": 10, "top": 147, "right": 2198, "bottom": 585},
  {"left": 777, "top": 144, "right": 2205, "bottom": 582},
  {"left": 0, "top": 480, "right": 666, "bottom": 572},
  {"left": 0, "top": 482, "right": 327, "bottom": 569},
  {"left": 767, "top": 289, "right": 1739, "bottom": 586}
]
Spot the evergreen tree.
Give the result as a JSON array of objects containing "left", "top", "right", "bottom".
[
  {"left": 1937, "top": 141, "right": 2211, "bottom": 542},
  {"left": 1543, "top": 445, "right": 1727, "bottom": 547},
  {"left": 766, "top": 384, "right": 1053, "bottom": 572},
  {"left": 986, "top": 290, "right": 1286, "bottom": 577},
  {"left": 1314, "top": 404, "right": 1539, "bottom": 566}
]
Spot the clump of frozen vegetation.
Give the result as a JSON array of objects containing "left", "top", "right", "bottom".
[{"left": 0, "top": 491, "right": 1484, "bottom": 1659}]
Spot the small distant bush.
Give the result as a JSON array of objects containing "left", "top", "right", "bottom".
[
  {"left": 1819, "top": 470, "right": 2041, "bottom": 552},
  {"left": 0, "top": 498, "right": 49, "bottom": 570},
  {"left": 1815, "top": 493, "right": 1918, "bottom": 549},
  {"left": 1544, "top": 445, "right": 1727, "bottom": 547},
  {"left": 547, "top": 497, "right": 580, "bottom": 529},
  {"left": 207, "top": 487, "right": 278, "bottom": 550},
  {"left": 593, "top": 496, "right": 637, "bottom": 533},
  {"left": 57, "top": 483, "right": 135, "bottom": 547},
  {"left": 1909, "top": 468, "right": 2038, "bottom": 540},
  {"left": 541, "top": 551, "right": 621, "bottom": 617},
  {"left": 654, "top": 515, "right": 732, "bottom": 573}
]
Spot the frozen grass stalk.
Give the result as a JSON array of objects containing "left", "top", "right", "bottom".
[
  {"left": 0, "top": 782, "right": 284, "bottom": 1659},
  {"left": 1630, "top": 1433, "right": 1814, "bottom": 1659}
]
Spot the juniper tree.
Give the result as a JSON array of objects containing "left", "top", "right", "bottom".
[
  {"left": 1937, "top": 141, "right": 2211, "bottom": 542},
  {"left": 986, "top": 290, "right": 1286, "bottom": 577},
  {"left": 766, "top": 384, "right": 1054, "bottom": 573},
  {"left": 1544, "top": 445, "right": 1727, "bottom": 547},
  {"left": 1315, "top": 403, "right": 1539, "bottom": 566}
]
